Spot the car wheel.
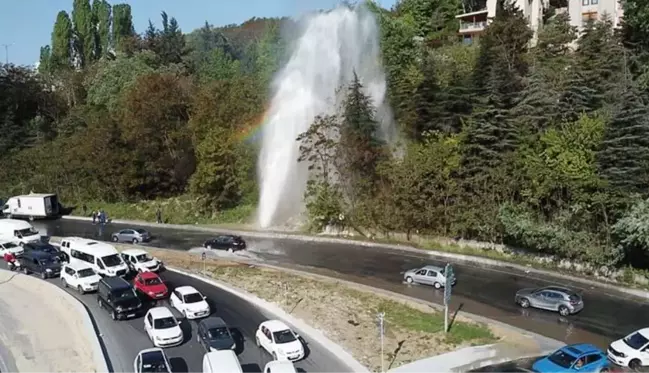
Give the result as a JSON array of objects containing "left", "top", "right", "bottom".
[
  {"left": 406, "top": 276, "right": 414, "bottom": 284},
  {"left": 111, "top": 311, "right": 117, "bottom": 320},
  {"left": 22, "top": 266, "right": 29, "bottom": 275},
  {"left": 61, "top": 278, "right": 68, "bottom": 288},
  {"left": 433, "top": 282, "right": 441, "bottom": 289},
  {"left": 111, "top": 236, "right": 118, "bottom": 242},
  {"left": 558, "top": 306, "right": 570, "bottom": 316},
  {"left": 629, "top": 359, "right": 641, "bottom": 370},
  {"left": 207, "top": 245, "right": 212, "bottom": 250},
  {"left": 519, "top": 298, "right": 530, "bottom": 308},
  {"left": 272, "top": 352, "right": 277, "bottom": 360},
  {"left": 77, "top": 285, "right": 85, "bottom": 295},
  {"left": 40, "top": 271, "right": 47, "bottom": 279},
  {"left": 132, "top": 238, "right": 139, "bottom": 244}
]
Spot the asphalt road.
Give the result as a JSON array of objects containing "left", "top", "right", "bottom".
[
  {"left": 34, "top": 218, "right": 649, "bottom": 350},
  {"left": 0, "top": 261, "right": 347, "bottom": 373}
]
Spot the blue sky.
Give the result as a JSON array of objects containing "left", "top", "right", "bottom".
[{"left": 1, "top": 0, "right": 397, "bottom": 66}]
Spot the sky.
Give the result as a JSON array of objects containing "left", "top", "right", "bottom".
[{"left": 1, "top": 0, "right": 397, "bottom": 66}]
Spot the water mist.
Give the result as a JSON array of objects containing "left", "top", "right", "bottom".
[{"left": 256, "top": 4, "right": 394, "bottom": 229}]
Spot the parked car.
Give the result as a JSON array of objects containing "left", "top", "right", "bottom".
[
  {"left": 515, "top": 286, "right": 584, "bottom": 316},
  {"left": 134, "top": 271, "right": 168, "bottom": 300},
  {"left": 169, "top": 286, "right": 210, "bottom": 319},
  {"left": 97, "top": 276, "right": 143, "bottom": 320},
  {"left": 111, "top": 228, "right": 151, "bottom": 244},
  {"left": 197, "top": 317, "right": 236, "bottom": 352},
  {"left": 121, "top": 248, "right": 163, "bottom": 272},
  {"left": 133, "top": 347, "right": 172, "bottom": 373},
  {"left": 20, "top": 251, "right": 62, "bottom": 279},
  {"left": 144, "top": 306, "right": 184, "bottom": 348},
  {"left": 60, "top": 261, "right": 102, "bottom": 294},
  {"left": 255, "top": 320, "right": 304, "bottom": 362},
  {"left": 0, "top": 240, "right": 23, "bottom": 256},
  {"left": 263, "top": 361, "right": 297, "bottom": 373},
  {"left": 532, "top": 344, "right": 611, "bottom": 372},
  {"left": 403, "top": 265, "right": 456, "bottom": 289},
  {"left": 22, "top": 242, "right": 66, "bottom": 262},
  {"left": 607, "top": 328, "right": 649, "bottom": 369},
  {"left": 203, "top": 235, "right": 246, "bottom": 252}
]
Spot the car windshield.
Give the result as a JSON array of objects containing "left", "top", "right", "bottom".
[
  {"left": 141, "top": 351, "right": 169, "bottom": 373},
  {"left": 16, "top": 228, "right": 37, "bottom": 238},
  {"left": 39, "top": 259, "right": 56, "bottom": 266},
  {"left": 145, "top": 278, "right": 162, "bottom": 286},
  {"left": 102, "top": 254, "right": 122, "bottom": 267},
  {"left": 154, "top": 317, "right": 177, "bottom": 329},
  {"left": 208, "top": 327, "right": 230, "bottom": 340},
  {"left": 136, "top": 254, "right": 153, "bottom": 262},
  {"left": 136, "top": 229, "right": 147, "bottom": 234},
  {"left": 141, "top": 361, "right": 169, "bottom": 373},
  {"left": 3, "top": 242, "right": 17, "bottom": 249},
  {"left": 113, "top": 288, "right": 137, "bottom": 300},
  {"left": 183, "top": 293, "right": 204, "bottom": 303},
  {"left": 77, "top": 268, "right": 95, "bottom": 278},
  {"left": 39, "top": 245, "right": 57, "bottom": 253},
  {"left": 547, "top": 349, "right": 578, "bottom": 368},
  {"left": 273, "top": 329, "right": 297, "bottom": 344},
  {"left": 625, "top": 332, "right": 649, "bottom": 350}
]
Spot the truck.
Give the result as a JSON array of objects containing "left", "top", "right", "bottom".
[{"left": 2, "top": 193, "right": 60, "bottom": 220}]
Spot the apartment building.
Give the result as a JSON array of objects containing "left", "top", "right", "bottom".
[
  {"left": 568, "top": 0, "right": 623, "bottom": 30},
  {"left": 456, "top": 0, "right": 545, "bottom": 45}
]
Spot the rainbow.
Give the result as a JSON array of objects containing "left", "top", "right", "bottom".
[{"left": 235, "top": 104, "right": 272, "bottom": 143}]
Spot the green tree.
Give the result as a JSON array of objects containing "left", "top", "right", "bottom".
[
  {"left": 38, "top": 46, "right": 53, "bottom": 76},
  {"left": 92, "top": 0, "right": 112, "bottom": 59},
  {"left": 112, "top": 3, "right": 135, "bottom": 54},
  {"left": 51, "top": 11, "right": 74, "bottom": 71},
  {"left": 157, "top": 12, "right": 187, "bottom": 65},
  {"left": 72, "top": 0, "right": 94, "bottom": 67}
]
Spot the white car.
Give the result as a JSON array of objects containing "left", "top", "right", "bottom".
[
  {"left": 133, "top": 347, "right": 172, "bottom": 373},
  {"left": 60, "top": 262, "right": 102, "bottom": 294},
  {"left": 263, "top": 360, "right": 297, "bottom": 373},
  {"left": 255, "top": 320, "right": 304, "bottom": 362},
  {"left": 120, "top": 249, "right": 163, "bottom": 273},
  {"left": 0, "top": 240, "right": 23, "bottom": 256},
  {"left": 170, "top": 286, "right": 210, "bottom": 319},
  {"left": 608, "top": 328, "right": 649, "bottom": 369},
  {"left": 144, "top": 307, "right": 184, "bottom": 348}
]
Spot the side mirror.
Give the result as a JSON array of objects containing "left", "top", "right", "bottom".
[{"left": 203, "top": 296, "right": 207, "bottom": 300}]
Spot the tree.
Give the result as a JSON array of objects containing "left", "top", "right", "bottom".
[
  {"left": 51, "top": 11, "right": 74, "bottom": 71},
  {"left": 92, "top": 0, "right": 112, "bottom": 59},
  {"left": 38, "top": 46, "right": 53, "bottom": 76},
  {"left": 157, "top": 12, "right": 187, "bottom": 65},
  {"left": 72, "top": 0, "right": 94, "bottom": 67},
  {"left": 112, "top": 3, "right": 135, "bottom": 55}
]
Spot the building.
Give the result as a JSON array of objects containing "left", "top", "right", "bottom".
[
  {"left": 568, "top": 0, "right": 623, "bottom": 30},
  {"left": 456, "top": 0, "right": 545, "bottom": 45}
]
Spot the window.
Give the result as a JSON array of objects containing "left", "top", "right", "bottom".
[
  {"left": 65, "top": 267, "right": 75, "bottom": 275},
  {"left": 582, "top": 0, "right": 589, "bottom": 4},
  {"left": 71, "top": 249, "right": 94, "bottom": 264},
  {"left": 582, "top": 12, "right": 598, "bottom": 21},
  {"left": 427, "top": 270, "right": 437, "bottom": 277},
  {"left": 415, "top": 269, "right": 426, "bottom": 275},
  {"left": 591, "top": 0, "right": 598, "bottom": 3},
  {"left": 584, "top": 354, "right": 602, "bottom": 365},
  {"left": 17, "top": 199, "right": 21, "bottom": 208}
]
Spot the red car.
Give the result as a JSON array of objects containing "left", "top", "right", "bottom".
[{"left": 133, "top": 272, "right": 168, "bottom": 300}]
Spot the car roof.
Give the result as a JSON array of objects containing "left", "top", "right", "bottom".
[
  {"left": 635, "top": 328, "right": 649, "bottom": 338},
  {"left": 65, "top": 261, "right": 93, "bottom": 271},
  {"left": 200, "top": 317, "right": 227, "bottom": 329},
  {"left": 0, "top": 219, "right": 34, "bottom": 229},
  {"left": 562, "top": 343, "right": 602, "bottom": 356},
  {"left": 13, "top": 193, "right": 55, "bottom": 198},
  {"left": 102, "top": 276, "right": 131, "bottom": 289},
  {"left": 265, "top": 361, "right": 296, "bottom": 373},
  {"left": 262, "top": 320, "right": 291, "bottom": 332},
  {"left": 148, "top": 307, "right": 174, "bottom": 319},
  {"left": 122, "top": 248, "right": 147, "bottom": 256},
  {"left": 27, "top": 251, "right": 53, "bottom": 259},
  {"left": 139, "top": 271, "right": 160, "bottom": 279},
  {"left": 421, "top": 265, "right": 443, "bottom": 271},
  {"left": 543, "top": 286, "right": 577, "bottom": 295},
  {"left": 203, "top": 351, "right": 241, "bottom": 372},
  {"left": 175, "top": 286, "right": 200, "bottom": 295}
]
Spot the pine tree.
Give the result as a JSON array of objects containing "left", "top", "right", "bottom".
[
  {"left": 91, "top": 0, "right": 111, "bottom": 59},
  {"left": 513, "top": 66, "right": 558, "bottom": 132},
  {"left": 51, "top": 11, "right": 73, "bottom": 71},
  {"left": 403, "top": 57, "right": 447, "bottom": 137},
  {"left": 72, "top": 0, "right": 93, "bottom": 67},
  {"left": 38, "top": 46, "right": 52, "bottom": 76},
  {"left": 111, "top": 3, "right": 135, "bottom": 54}
]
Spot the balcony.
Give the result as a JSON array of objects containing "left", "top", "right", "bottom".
[{"left": 459, "top": 21, "right": 488, "bottom": 33}]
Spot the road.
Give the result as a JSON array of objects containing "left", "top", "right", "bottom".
[
  {"left": 0, "top": 261, "right": 348, "bottom": 373},
  {"left": 34, "top": 218, "right": 649, "bottom": 350}
]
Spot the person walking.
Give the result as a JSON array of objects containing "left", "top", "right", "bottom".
[
  {"left": 156, "top": 207, "right": 162, "bottom": 224},
  {"left": 92, "top": 210, "right": 97, "bottom": 224}
]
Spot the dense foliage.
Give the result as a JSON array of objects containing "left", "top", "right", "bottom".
[{"left": 5, "top": 0, "right": 649, "bottom": 269}]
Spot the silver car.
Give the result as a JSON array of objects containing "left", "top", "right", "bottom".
[
  {"left": 111, "top": 228, "right": 151, "bottom": 244},
  {"left": 515, "top": 286, "right": 584, "bottom": 316},
  {"left": 403, "top": 265, "right": 456, "bottom": 289}
]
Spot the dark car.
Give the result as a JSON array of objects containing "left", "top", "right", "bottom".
[
  {"left": 203, "top": 235, "right": 246, "bottom": 252},
  {"left": 23, "top": 242, "right": 66, "bottom": 262},
  {"left": 197, "top": 317, "right": 236, "bottom": 352},
  {"left": 97, "top": 276, "right": 143, "bottom": 321},
  {"left": 20, "top": 251, "right": 62, "bottom": 279}
]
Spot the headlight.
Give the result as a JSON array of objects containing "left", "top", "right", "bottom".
[
  {"left": 46, "top": 268, "right": 52, "bottom": 272},
  {"left": 619, "top": 352, "right": 627, "bottom": 358},
  {"left": 155, "top": 336, "right": 162, "bottom": 341}
]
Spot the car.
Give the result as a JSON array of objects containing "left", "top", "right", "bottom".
[
  {"left": 22, "top": 242, "right": 66, "bottom": 262},
  {"left": 0, "top": 240, "right": 23, "bottom": 256},
  {"left": 403, "top": 265, "right": 456, "bottom": 289},
  {"left": 170, "top": 286, "right": 210, "bottom": 319},
  {"left": 197, "top": 317, "right": 236, "bottom": 352},
  {"left": 20, "top": 251, "right": 62, "bottom": 279},
  {"left": 111, "top": 228, "right": 151, "bottom": 244},
  {"left": 515, "top": 286, "right": 584, "bottom": 316},
  {"left": 133, "top": 347, "right": 172, "bottom": 373},
  {"left": 532, "top": 344, "right": 611, "bottom": 372},
  {"left": 144, "top": 307, "right": 184, "bottom": 348},
  {"left": 60, "top": 261, "right": 102, "bottom": 294},
  {"left": 263, "top": 361, "right": 297, "bottom": 373},
  {"left": 203, "top": 235, "right": 246, "bottom": 252},
  {"left": 255, "top": 320, "right": 304, "bottom": 362},
  {"left": 97, "top": 276, "right": 143, "bottom": 320},
  {"left": 202, "top": 350, "right": 243, "bottom": 373},
  {"left": 607, "top": 328, "right": 649, "bottom": 369},
  {"left": 133, "top": 271, "right": 168, "bottom": 300},
  {"left": 121, "top": 248, "right": 163, "bottom": 273}
]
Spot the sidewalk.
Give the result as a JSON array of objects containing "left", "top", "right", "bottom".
[{"left": 0, "top": 270, "right": 101, "bottom": 372}]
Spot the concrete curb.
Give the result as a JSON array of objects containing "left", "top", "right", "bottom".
[
  {"left": 0, "top": 269, "right": 109, "bottom": 373},
  {"left": 167, "top": 267, "right": 371, "bottom": 373},
  {"left": 61, "top": 215, "right": 649, "bottom": 300}
]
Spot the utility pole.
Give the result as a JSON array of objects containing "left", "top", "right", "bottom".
[
  {"left": 377, "top": 312, "right": 385, "bottom": 373},
  {"left": 1, "top": 44, "right": 12, "bottom": 64},
  {"left": 444, "top": 263, "right": 455, "bottom": 333}
]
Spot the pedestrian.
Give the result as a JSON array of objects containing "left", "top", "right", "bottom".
[
  {"left": 92, "top": 210, "right": 97, "bottom": 224},
  {"left": 99, "top": 209, "right": 106, "bottom": 224},
  {"left": 156, "top": 207, "right": 162, "bottom": 224},
  {"left": 82, "top": 204, "right": 87, "bottom": 216}
]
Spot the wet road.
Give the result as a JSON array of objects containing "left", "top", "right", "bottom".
[{"left": 34, "top": 218, "right": 649, "bottom": 349}]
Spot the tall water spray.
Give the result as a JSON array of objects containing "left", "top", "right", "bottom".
[{"left": 256, "top": 4, "right": 394, "bottom": 229}]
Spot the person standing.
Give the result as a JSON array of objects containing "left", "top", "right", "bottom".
[
  {"left": 92, "top": 210, "right": 97, "bottom": 224},
  {"left": 82, "top": 204, "right": 87, "bottom": 216},
  {"left": 156, "top": 207, "right": 162, "bottom": 224}
]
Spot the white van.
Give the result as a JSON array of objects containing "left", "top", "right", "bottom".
[
  {"left": 0, "top": 219, "right": 42, "bottom": 245},
  {"left": 202, "top": 351, "right": 243, "bottom": 373},
  {"left": 60, "top": 237, "right": 129, "bottom": 277}
]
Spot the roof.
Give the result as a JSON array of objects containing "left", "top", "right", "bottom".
[
  {"left": 200, "top": 317, "right": 227, "bottom": 329},
  {"left": 636, "top": 328, "right": 649, "bottom": 338},
  {"left": 175, "top": 286, "right": 200, "bottom": 295},
  {"left": 203, "top": 351, "right": 241, "bottom": 373},
  {"left": 101, "top": 276, "right": 131, "bottom": 289},
  {"left": 563, "top": 343, "right": 601, "bottom": 356},
  {"left": 64, "top": 261, "right": 93, "bottom": 271},
  {"left": 139, "top": 271, "right": 160, "bottom": 279},
  {"left": 0, "top": 219, "right": 34, "bottom": 229},
  {"left": 62, "top": 237, "right": 97, "bottom": 244},
  {"left": 422, "top": 265, "right": 443, "bottom": 271},
  {"left": 544, "top": 286, "right": 577, "bottom": 295},
  {"left": 26, "top": 251, "right": 54, "bottom": 259},
  {"left": 75, "top": 242, "right": 118, "bottom": 257},
  {"left": 264, "top": 361, "right": 296, "bottom": 373},
  {"left": 262, "top": 320, "right": 291, "bottom": 332},
  {"left": 12, "top": 193, "right": 56, "bottom": 198},
  {"left": 122, "top": 248, "right": 147, "bottom": 256},
  {"left": 148, "top": 307, "right": 174, "bottom": 319}
]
